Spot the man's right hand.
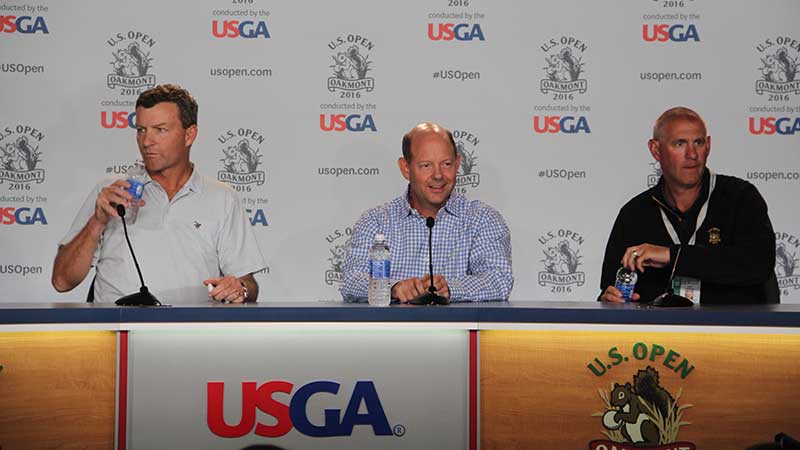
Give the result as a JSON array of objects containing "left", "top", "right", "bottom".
[
  {"left": 391, "top": 277, "right": 428, "bottom": 303},
  {"left": 95, "top": 180, "right": 143, "bottom": 225},
  {"left": 600, "top": 285, "right": 640, "bottom": 303}
]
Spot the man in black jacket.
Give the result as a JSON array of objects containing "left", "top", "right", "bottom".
[{"left": 600, "top": 107, "right": 777, "bottom": 304}]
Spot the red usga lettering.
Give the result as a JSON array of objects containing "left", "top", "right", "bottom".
[
  {"left": 0, "top": 207, "right": 16, "bottom": 224},
  {"left": 100, "top": 111, "right": 135, "bottom": 129},
  {"left": 533, "top": 116, "right": 561, "bottom": 133},
  {"left": 319, "top": 114, "right": 347, "bottom": 131},
  {"left": 0, "top": 16, "right": 17, "bottom": 32},
  {"left": 212, "top": 20, "right": 240, "bottom": 38},
  {"left": 207, "top": 381, "right": 293, "bottom": 438}
]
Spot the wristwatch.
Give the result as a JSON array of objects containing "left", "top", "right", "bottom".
[{"left": 240, "top": 281, "right": 249, "bottom": 301}]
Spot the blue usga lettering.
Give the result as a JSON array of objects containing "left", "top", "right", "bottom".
[
  {"left": 670, "top": 24, "right": 699, "bottom": 42},
  {"left": 289, "top": 381, "right": 392, "bottom": 438},
  {"left": 454, "top": 23, "right": 485, "bottom": 41},
  {"left": 560, "top": 116, "right": 591, "bottom": 134},
  {"left": 239, "top": 20, "right": 270, "bottom": 39},
  {"left": 776, "top": 117, "right": 800, "bottom": 135},
  {"left": 16, "top": 207, "right": 48, "bottom": 225},
  {"left": 246, "top": 209, "right": 268, "bottom": 226},
  {"left": 347, "top": 114, "right": 377, "bottom": 132},
  {"left": 15, "top": 16, "right": 49, "bottom": 34}
]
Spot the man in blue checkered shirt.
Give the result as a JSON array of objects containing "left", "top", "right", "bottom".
[{"left": 340, "top": 122, "right": 513, "bottom": 303}]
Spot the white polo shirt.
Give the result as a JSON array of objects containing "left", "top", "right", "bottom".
[{"left": 60, "top": 166, "right": 266, "bottom": 304}]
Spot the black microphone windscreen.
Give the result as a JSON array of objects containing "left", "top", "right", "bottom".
[
  {"left": 426, "top": 217, "right": 435, "bottom": 228},
  {"left": 116, "top": 204, "right": 126, "bottom": 218}
]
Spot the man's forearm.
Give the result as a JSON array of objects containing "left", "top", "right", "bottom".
[
  {"left": 52, "top": 217, "right": 105, "bottom": 292},
  {"left": 239, "top": 274, "right": 259, "bottom": 302}
]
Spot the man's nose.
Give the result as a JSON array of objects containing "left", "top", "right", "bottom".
[{"left": 686, "top": 143, "right": 698, "bottom": 159}]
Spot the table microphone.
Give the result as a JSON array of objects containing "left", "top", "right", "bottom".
[
  {"left": 411, "top": 217, "right": 449, "bottom": 305},
  {"left": 643, "top": 246, "right": 693, "bottom": 308},
  {"left": 114, "top": 204, "right": 161, "bottom": 306}
]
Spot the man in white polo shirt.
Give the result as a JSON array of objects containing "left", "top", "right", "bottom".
[{"left": 52, "top": 84, "right": 265, "bottom": 304}]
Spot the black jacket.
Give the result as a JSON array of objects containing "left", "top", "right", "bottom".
[{"left": 600, "top": 172, "right": 777, "bottom": 304}]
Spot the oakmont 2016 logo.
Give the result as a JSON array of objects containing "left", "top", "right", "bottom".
[
  {"left": 647, "top": 161, "right": 662, "bottom": 188},
  {"left": 106, "top": 31, "right": 157, "bottom": 93},
  {"left": 538, "top": 228, "right": 585, "bottom": 292},
  {"left": 776, "top": 232, "right": 800, "bottom": 294},
  {"left": 453, "top": 129, "right": 480, "bottom": 192},
  {"left": 755, "top": 36, "right": 800, "bottom": 98},
  {"left": 540, "top": 35, "right": 588, "bottom": 97},
  {"left": 593, "top": 367, "right": 695, "bottom": 450},
  {"left": 0, "top": 125, "right": 45, "bottom": 186},
  {"left": 217, "top": 128, "right": 266, "bottom": 191},
  {"left": 325, "top": 227, "right": 352, "bottom": 285},
  {"left": 327, "top": 34, "right": 375, "bottom": 94}
]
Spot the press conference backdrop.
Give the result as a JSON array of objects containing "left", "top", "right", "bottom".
[{"left": 1, "top": 0, "right": 798, "bottom": 303}]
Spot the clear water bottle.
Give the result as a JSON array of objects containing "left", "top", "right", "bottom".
[
  {"left": 368, "top": 233, "right": 391, "bottom": 306},
  {"left": 615, "top": 267, "right": 638, "bottom": 302},
  {"left": 125, "top": 161, "right": 146, "bottom": 224}
]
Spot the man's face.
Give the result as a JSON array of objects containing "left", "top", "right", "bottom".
[
  {"left": 648, "top": 118, "right": 710, "bottom": 190},
  {"left": 398, "top": 131, "right": 461, "bottom": 217},
  {"left": 135, "top": 102, "right": 196, "bottom": 174}
]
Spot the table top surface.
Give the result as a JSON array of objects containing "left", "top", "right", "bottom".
[{"left": 1, "top": 300, "right": 799, "bottom": 327}]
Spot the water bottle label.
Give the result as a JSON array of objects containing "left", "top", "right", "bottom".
[
  {"left": 369, "top": 260, "right": 390, "bottom": 278},
  {"left": 615, "top": 281, "right": 635, "bottom": 301},
  {"left": 127, "top": 179, "right": 144, "bottom": 199}
]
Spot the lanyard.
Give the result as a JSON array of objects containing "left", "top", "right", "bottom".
[{"left": 659, "top": 171, "right": 716, "bottom": 246}]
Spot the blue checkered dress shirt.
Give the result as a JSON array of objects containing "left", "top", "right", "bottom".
[{"left": 340, "top": 187, "right": 513, "bottom": 302}]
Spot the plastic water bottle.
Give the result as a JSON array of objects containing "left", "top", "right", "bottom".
[
  {"left": 368, "top": 233, "right": 391, "bottom": 306},
  {"left": 615, "top": 267, "right": 638, "bottom": 302},
  {"left": 125, "top": 161, "right": 146, "bottom": 224}
]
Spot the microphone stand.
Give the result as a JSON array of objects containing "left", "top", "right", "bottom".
[
  {"left": 114, "top": 204, "right": 161, "bottom": 306},
  {"left": 411, "top": 217, "right": 449, "bottom": 305},
  {"left": 642, "top": 246, "right": 693, "bottom": 308}
]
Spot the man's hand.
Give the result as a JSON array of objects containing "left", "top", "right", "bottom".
[
  {"left": 422, "top": 274, "right": 450, "bottom": 300},
  {"left": 391, "top": 277, "right": 428, "bottom": 303},
  {"left": 622, "top": 243, "right": 670, "bottom": 273},
  {"left": 600, "top": 285, "right": 640, "bottom": 303},
  {"left": 204, "top": 275, "right": 246, "bottom": 303},
  {"left": 95, "top": 180, "right": 145, "bottom": 225}
]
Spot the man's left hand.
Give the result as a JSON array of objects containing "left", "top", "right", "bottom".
[
  {"left": 204, "top": 275, "right": 246, "bottom": 303},
  {"left": 422, "top": 274, "right": 451, "bottom": 300},
  {"left": 622, "top": 243, "right": 671, "bottom": 272}
]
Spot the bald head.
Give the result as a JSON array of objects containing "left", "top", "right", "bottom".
[
  {"left": 402, "top": 122, "right": 457, "bottom": 161},
  {"left": 652, "top": 107, "right": 707, "bottom": 141}
]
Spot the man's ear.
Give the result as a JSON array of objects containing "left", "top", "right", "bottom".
[
  {"left": 398, "top": 157, "right": 410, "bottom": 181},
  {"left": 647, "top": 138, "right": 661, "bottom": 162},
  {"left": 185, "top": 124, "right": 198, "bottom": 148}
]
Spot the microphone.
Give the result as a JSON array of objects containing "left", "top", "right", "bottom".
[
  {"left": 643, "top": 246, "right": 693, "bottom": 308},
  {"left": 114, "top": 203, "right": 161, "bottom": 306},
  {"left": 410, "top": 216, "right": 449, "bottom": 305}
]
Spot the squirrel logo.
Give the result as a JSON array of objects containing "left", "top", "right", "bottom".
[{"left": 598, "top": 366, "right": 690, "bottom": 446}]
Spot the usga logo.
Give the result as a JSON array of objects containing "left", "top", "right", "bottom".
[
  {"left": 0, "top": 206, "right": 47, "bottom": 225},
  {"left": 212, "top": 19, "right": 270, "bottom": 39},
  {"left": 755, "top": 36, "right": 800, "bottom": 97},
  {"left": 100, "top": 111, "right": 135, "bottom": 129},
  {"left": 453, "top": 129, "right": 481, "bottom": 191},
  {"left": 207, "top": 380, "right": 399, "bottom": 438},
  {"left": 776, "top": 232, "right": 800, "bottom": 294},
  {"left": 427, "top": 23, "right": 485, "bottom": 41},
  {"left": 748, "top": 116, "right": 800, "bottom": 135},
  {"left": 106, "top": 31, "right": 157, "bottom": 93},
  {"left": 538, "top": 229, "right": 585, "bottom": 292},
  {"left": 0, "top": 15, "right": 49, "bottom": 34},
  {"left": 533, "top": 116, "right": 591, "bottom": 134},
  {"left": 319, "top": 114, "right": 377, "bottom": 132},
  {"left": 217, "top": 127, "right": 267, "bottom": 190},
  {"left": 0, "top": 125, "right": 45, "bottom": 186},
  {"left": 325, "top": 227, "right": 352, "bottom": 285},
  {"left": 327, "top": 34, "right": 375, "bottom": 93},
  {"left": 540, "top": 35, "right": 588, "bottom": 96},
  {"left": 642, "top": 24, "right": 700, "bottom": 42}
]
